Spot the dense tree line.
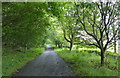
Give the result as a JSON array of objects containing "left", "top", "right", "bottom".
[{"left": 2, "top": 2, "right": 66, "bottom": 50}]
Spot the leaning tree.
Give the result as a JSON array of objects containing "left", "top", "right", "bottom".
[{"left": 76, "top": 2, "right": 119, "bottom": 65}]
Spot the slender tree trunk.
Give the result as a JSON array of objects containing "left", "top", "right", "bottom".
[
  {"left": 101, "top": 49, "right": 105, "bottom": 66},
  {"left": 70, "top": 41, "right": 73, "bottom": 51},
  {"left": 114, "top": 38, "right": 116, "bottom": 53},
  {"left": 58, "top": 43, "right": 61, "bottom": 48},
  {"left": 55, "top": 42, "right": 57, "bottom": 47}
]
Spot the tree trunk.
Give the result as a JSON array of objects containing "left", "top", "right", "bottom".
[
  {"left": 114, "top": 38, "right": 116, "bottom": 53},
  {"left": 60, "top": 43, "right": 63, "bottom": 48},
  {"left": 70, "top": 41, "right": 73, "bottom": 51},
  {"left": 101, "top": 49, "right": 105, "bottom": 66},
  {"left": 58, "top": 43, "right": 61, "bottom": 48},
  {"left": 55, "top": 42, "right": 57, "bottom": 47}
]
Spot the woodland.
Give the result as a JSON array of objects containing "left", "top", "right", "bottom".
[{"left": 2, "top": 2, "right": 120, "bottom": 76}]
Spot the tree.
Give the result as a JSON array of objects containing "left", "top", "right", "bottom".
[
  {"left": 63, "top": 27, "right": 75, "bottom": 51},
  {"left": 62, "top": 15, "right": 77, "bottom": 51},
  {"left": 2, "top": 2, "right": 62, "bottom": 50},
  {"left": 76, "top": 2, "right": 119, "bottom": 65}
]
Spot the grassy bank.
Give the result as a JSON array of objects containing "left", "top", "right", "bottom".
[
  {"left": 55, "top": 48, "right": 119, "bottom": 76},
  {"left": 2, "top": 48, "right": 44, "bottom": 76}
]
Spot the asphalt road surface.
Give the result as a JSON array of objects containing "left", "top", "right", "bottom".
[{"left": 13, "top": 45, "right": 75, "bottom": 76}]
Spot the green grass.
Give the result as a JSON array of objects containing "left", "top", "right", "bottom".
[
  {"left": 2, "top": 48, "right": 44, "bottom": 76},
  {"left": 55, "top": 48, "right": 119, "bottom": 76}
]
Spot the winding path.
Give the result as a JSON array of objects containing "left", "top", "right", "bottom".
[{"left": 13, "top": 45, "right": 75, "bottom": 76}]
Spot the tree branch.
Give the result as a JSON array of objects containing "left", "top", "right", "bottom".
[{"left": 63, "top": 29, "right": 71, "bottom": 42}]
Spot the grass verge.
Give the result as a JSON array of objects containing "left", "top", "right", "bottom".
[
  {"left": 2, "top": 48, "right": 44, "bottom": 76},
  {"left": 55, "top": 48, "right": 119, "bottom": 76}
]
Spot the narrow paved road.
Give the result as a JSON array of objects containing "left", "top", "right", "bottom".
[{"left": 13, "top": 45, "right": 75, "bottom": 76}]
